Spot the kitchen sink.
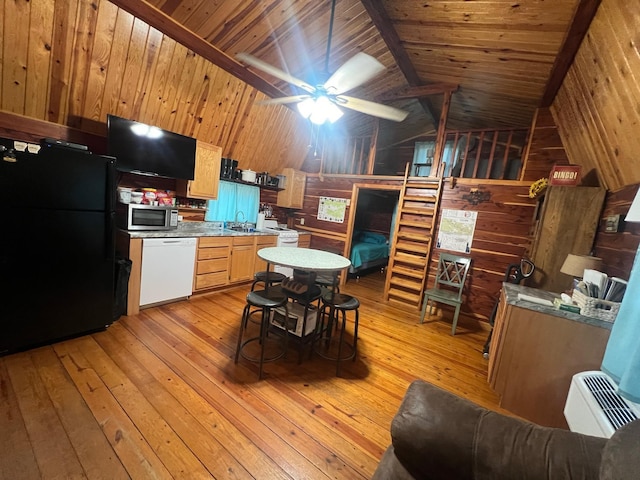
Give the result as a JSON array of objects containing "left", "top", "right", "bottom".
[{"left": 224, "top": 222, "right": 256, "bottom": 233}]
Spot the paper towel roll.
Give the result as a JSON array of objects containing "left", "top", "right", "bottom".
[{"left": 256, "top": 212, "right": 265, "bottom": 231}]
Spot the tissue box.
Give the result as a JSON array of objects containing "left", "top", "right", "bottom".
[{"left": 572, "top": 289, "right": 620, "bottom": 322}]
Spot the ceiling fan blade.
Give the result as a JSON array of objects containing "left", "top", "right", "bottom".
[
  {"left": 337, "top": 95, "right": 409, "bottom": 122},
  {"left": 257, "top": 95, "right": 311, "bottom": 105},
  {"left": 236, "top": 53, "right": 316, "bottom": 94},
  {"left": 324, "top": 52, "right": 386, "bottom": 95}
]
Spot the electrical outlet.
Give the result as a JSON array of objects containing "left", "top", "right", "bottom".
[
  {"left": 605, "top": 214, "right": 621, "bottom": 232},
  {"left": 300, "top": 218, "right": 305, "bottom": 225}
]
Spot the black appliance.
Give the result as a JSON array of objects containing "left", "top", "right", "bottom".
[
  {"left": 107, "top": 114, "right": 196, "bottom": 180},
  {"left": 0, "top": 139, "right": 117, "bottom": 355},
  {"left": 220, "top": 157, "right": 238, "bottom": 179},
  {"left": 482, "top": 259, "right": 535, "bottom": 358}
]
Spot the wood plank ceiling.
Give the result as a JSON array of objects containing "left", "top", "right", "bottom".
[
  {"left": 0, "top": 0, "right": 598, "bottom": 160},
  {"left": 124, "top": 0, "right": 591, "bottom": 145}
]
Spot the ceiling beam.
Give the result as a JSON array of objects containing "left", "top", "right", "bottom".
[
  {"left": 359, "top": 0, "right": 439, "bottom": 125},
  {"left": 540, "top": 0, "right": 602, "bottom": 106},
  {"left": 379, "top": 84, "right": 459, "bottom": 102},
  {"left": 108, "top": 0, "right": 289, "bottom": 100}
]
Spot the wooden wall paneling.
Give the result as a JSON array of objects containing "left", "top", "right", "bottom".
[
  {"left": 190, "top": 65, "right": 222, "bottom": 141},
  {"left": 173, "top": 54, "right": 206, "bottom": 136},
  {"left": 3, "top": 0, "right": 30, "bottom": 113},
  {"left": 80, "top": 0, "right": 118, "bottom": 132},
  {"left": 594, "top": 184, "right": 640, "bottom": 280},
  {"left": 165, "top": 49, "right": 199, "bottom": 133},
  {"left": 141, "top": 35, "right": 177, "bottom": 127},
  {"left": 0, "top": 110, "right": 107, "bottom": 151},
  {"left": 98, "top": 7, "right": 135, "bottom": 128},
  {"left": 48, "top": 0, "right": 79, "bottom": 123},
  {"left": 67, "top": 0, "right": 100, "bottom": 129},
  {"left": 552, "top": 0, "right": 640, "bottom": 191},
  {"left": 430, "top": 181, "right": 535, "bottom": 322},
  {"left": 588, "top": 3, "right": 640, "bottom": 186},
  {"left": 25, "top": 0, "right": 55, "bottom": 119},
  {"left": 154, "top": 41, "right": 189, "bottom": 130},
  {"left": 520, "top": 108, "right": 569, "bottom": 182},
  {"left": 571, "top": 28, "right": 622, "bottom": 188},
  {"left": 129, "top": 27, "right": 165, "bottom": 123},
  {"left": 115, "top": 18, "right": 150, "bottom": 120}
]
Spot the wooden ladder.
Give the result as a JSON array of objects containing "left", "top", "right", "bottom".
[{"left": 384, "top": 171, "right": 443, "bottom": 309}]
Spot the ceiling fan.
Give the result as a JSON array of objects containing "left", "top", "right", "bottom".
[{"left": 236, "top": 0, "right": 408, "bottom": 125}]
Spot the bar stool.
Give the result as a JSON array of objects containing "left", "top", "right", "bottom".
[
  {"left": 251, "top": 270, "right": 287, "bottom": 291},
  {"left": 314, "top": 273, "right": 340, "bottom": 295},
  {"left": 314, "top": 292, "right": 360, "bottom": 376},
  {"left": 234, "top": 289, "right": 289, "bottom": 379}
]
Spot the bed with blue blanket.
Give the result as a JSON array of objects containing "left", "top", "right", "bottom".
[{"left": 349, "top": 231, "right": 390, "bottom": 274}]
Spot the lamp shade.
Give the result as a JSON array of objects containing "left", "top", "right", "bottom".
[
  {"left": 625, "top": 187, "right": 640, "bottom": 222},
  {"left": 560, "top": 254, "right": 603, "bottom": 277}
]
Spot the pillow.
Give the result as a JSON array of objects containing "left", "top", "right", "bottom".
[{"left": 361, "top": 231, "right": 387, "bottom": 244}]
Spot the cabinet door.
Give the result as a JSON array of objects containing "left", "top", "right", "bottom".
[
  {"left": 254, "top": 236, "right": 277, "bottom": 273},
  {"left": 230, "top": 237, "right": 255, "bottom": 282},
  {"left": 297, "top": 234, "right": 311, "bottom": 248},
  {"left": 185, "top": 142, "right": 222, "bottom": 200},
  {"left": 277, "top": 168, "right": 306, "bottom": 208}
]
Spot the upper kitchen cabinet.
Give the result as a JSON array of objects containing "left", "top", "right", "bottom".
[
  {"left": 277, "top": 168, "right": 306, "bottom": 209},
  {"left": 177, "top": 142, "right": 222, "bottom": 200}
]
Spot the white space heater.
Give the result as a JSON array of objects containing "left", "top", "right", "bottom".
[{"left": 564, "top": 371, "right": 640, "bottom": 438}]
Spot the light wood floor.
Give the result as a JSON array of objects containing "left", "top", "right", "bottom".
[{"left": 0, "top": 270, "right": 505, "bottom": 479}]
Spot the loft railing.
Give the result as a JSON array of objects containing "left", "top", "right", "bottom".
[
  {"left": 319, "top": 135, "right": 373, "bottom": 175},
  {"left": 430, "top": 128, "right": 529, "bottom": 180}
]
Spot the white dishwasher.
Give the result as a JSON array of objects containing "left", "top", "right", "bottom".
[{"left": 140, "top": 237, "right": 197, "bottom": 307}]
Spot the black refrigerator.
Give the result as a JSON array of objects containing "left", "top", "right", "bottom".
[{"left": 0, "top": 139, "right": 116, "bottom": 355}]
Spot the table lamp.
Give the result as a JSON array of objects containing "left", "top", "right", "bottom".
[{"left": 560, "top": 254, "right": 603, "bottom": 288}]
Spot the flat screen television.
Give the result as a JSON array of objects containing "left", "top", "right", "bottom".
[{"left": 107, "top": 114, "right": 196, "bottom": 180}]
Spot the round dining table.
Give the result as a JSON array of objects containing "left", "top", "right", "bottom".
[{"left": 257, "top": 247, "right": 351, "bottom": 273}]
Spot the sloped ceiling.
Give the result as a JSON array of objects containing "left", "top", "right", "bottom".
[
  {"left": 1, "top": 0, "right": 601, "bottom": 172},
  {"left": 114, "top": 0, "right": 596, "bottom": 146}
]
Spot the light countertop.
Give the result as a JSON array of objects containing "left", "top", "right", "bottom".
[
  {"left": 121, "top": 221, "right": 311, "bottom": 239},
  {"left": 502, "top": 283, "right": 613, "bottom": 330}
]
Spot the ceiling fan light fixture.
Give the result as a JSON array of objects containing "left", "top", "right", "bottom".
[
  {"left": 299, "top": 95, "right": 343, "bottom": 125},
  {"left": 297, "top": 97, "right": 316, "bottom": 119}
]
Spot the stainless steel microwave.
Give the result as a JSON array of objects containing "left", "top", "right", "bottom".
[{"left": 117, "top": 203, "right": 179, "bottom": 231}]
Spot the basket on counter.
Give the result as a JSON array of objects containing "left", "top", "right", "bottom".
[{"left": 572, "top": 289, "right": 620, "bottom": 322}]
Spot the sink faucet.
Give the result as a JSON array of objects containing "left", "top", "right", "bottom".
[{"left": 235, "top": 210, "right": 245, "bottom": 224}]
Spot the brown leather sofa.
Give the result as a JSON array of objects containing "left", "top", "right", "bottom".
[{"left": 372, "top": 380, "right": 640, "bottom": 480}]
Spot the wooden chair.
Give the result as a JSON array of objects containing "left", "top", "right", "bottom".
[{"left": 420, "top": 253, "right": 471, "bottom": 335}]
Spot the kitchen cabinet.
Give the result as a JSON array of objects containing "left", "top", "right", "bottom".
[
  {"left": 229, "top": 237, "right": 256, "bottom": 282},
  {"left": 254, "top": 235, "right": 278, "bottom": 273},
  {"left": 298, "top": 233, "right": 311, "bottom": 248},
  {"left": 176, "top": 141, "right": 222, "bottom": 200},
  {"left": 488, "top": 284, "right": 611, "bottom": 428},
  {"left": 277, "top": 168, "right": 306, "bottom": 209},
  {"left": 194, "top": 237, "right": 230, "bottom": 291},
  {"left": 527, "top": 186, "right": 605, "bottom": 293}
]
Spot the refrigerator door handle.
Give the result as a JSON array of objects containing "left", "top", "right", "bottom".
[{"left": 106, "top": 212, "right": 116, "bottom": 259}]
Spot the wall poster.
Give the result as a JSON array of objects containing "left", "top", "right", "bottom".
[
  {"left": 317, "top": 196, "right": 348, "bottom": 223},
  {"left": 436, "top": 209, "right": 478, "bottom": 253}
]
